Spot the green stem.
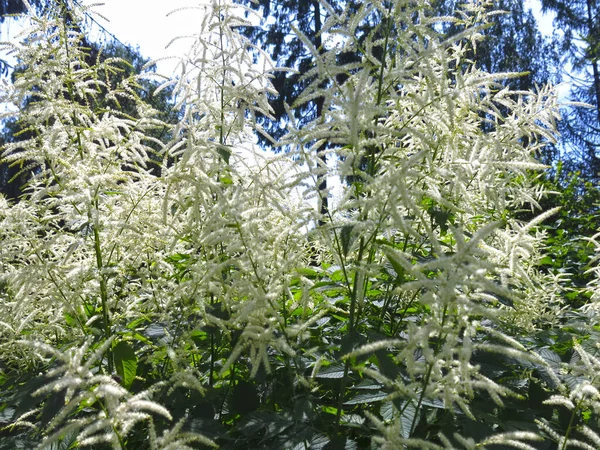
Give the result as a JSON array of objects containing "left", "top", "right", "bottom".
[
  {"left": 391, "top": 289, "right": 420, "bottom": 336},
  {"left": 91, "top": 202, "right": 113, "bottom": 374},
  {"left": 209, "top": 294, "right": 216, "bottom": 388},
  {"left": 561, "top": 399, "right": 582, "bottom": 450},
  {"left": 334, "top": 237, "right": 366, "bottom": 431},
  {"left": 406, "top": 304, "right": 449, "bottom": 435},
  {"left": 98, "top": 398, "right": 127, "bottom": 449}
]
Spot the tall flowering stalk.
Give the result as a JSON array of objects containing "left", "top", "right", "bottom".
[
  {"left": 0, "top": 0, "right": 166, "bottom": 359},
  {"left": 286, "top": 0, "right": 562, "bottom": 445},
  {"left": 0, "top": 1, "right": 211, "bottom": 448},
  {"left": 155, "top": 0, "right": 310, "bottom": 382}
]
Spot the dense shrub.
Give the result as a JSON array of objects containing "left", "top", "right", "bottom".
[{"left": 1, "top": 1, "right": 599, "bottom": 449}]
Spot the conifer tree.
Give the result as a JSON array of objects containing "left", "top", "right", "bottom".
[
  {"left": 542, "top": 0, "right": 600, "bottom": 179},
  {"left": 0, "top": 0, "right": 36, "bottom": 18},
  {"left": 436, "top": 0, "right": 558, "bottom": 89}
]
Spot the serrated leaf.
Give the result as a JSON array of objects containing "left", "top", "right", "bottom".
[
  {"left": 375, "top": 350, "right": 401, "bottom": 380},
  {"left": 340, "top": 413, "right": 365, "bottom": 427},
  {"left": 383, "top": 262, "right": 398, "bottom": 278},
  {"left": 316, "top": 364, "right": 346, "bottom": 379},
  {"left": 420, "top": 398, "right": 448, "bottom": 410},
  {"left": 537, "top": 348, "right": 561, "bottom": 366},
  {"left": 145, "top": 323, "right": 166, "bottom": 339},
  {"left": 380, "top": 401, "right": 395, "bottom": 422},
  {"left": 344, "top": 391, "right": 388, "bottom": 405},
  {"left": 309, "top": 434, "right": 330, "bottom": 450},
  {"left": 385, "top": 250, "right": 407, "bottom": 280},
  {"left": 340, "top": 331, "right": 367, "bottom": 355},
  {"left": 351, "top": 379, "right": 383, "bottom": 390},
  {"left": 315, "top": 316, "right": 331, "bottom": 327},
  {"left": 40, "top": 389, "right": 66, "bottom": 426},
  {"left": 564, "top": 375, "right": 586, "bottom": 390},
  {"left": 399, "top": 400, "right": 418, "bottom": 439},
  {"left": 345, "top": 438, "right": 358, "bottom": 450},
  {"left": 113, "top": 341, "right": 137, "bottom": 389}
]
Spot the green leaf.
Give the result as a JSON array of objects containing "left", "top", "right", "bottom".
[
  {"left": 190, "top": 330, "right": 209, "bottom": 346},
  {"left": 344, "top": 391, "right": 388, "bottom": 405},
  {"left": 309, "top": 434, "right": 330, "bottom": 448},
  {"left": 315, "top": 364, "right": 346, "bottom": 379},
  {"left": 340, "top": 414, "right": 365, "bottom": 428},
  {"left": 340, "top": 224, "right": 354, "bottom": 257},
  {"left": 166, "top": 253, "right": 190, "bottom": 263},
  {"left": 129, "top": 332, "right": 152, "bottom": 346},
  {"left": 322, "top": 405, "right": 339, "bottom": 415},
  {"left": 564, "top": 375, "right": 586, "bottom": 390},
  {"left": 429, "top": 207, "right": 453, "bottom": 234},
  {"left": 582, "top": 409, "right": 592, "bottom": 421},
  {"left": 537, "top": 348, "right": 561, "bottom": 366},
  {"left": 145, "top": 323, "right": 166, "bottom": 340},
  {"left": 40, "top": 389, "right": 67, "bottom": 426},
  {"left": 380, "top": 401, "right": 394, "bottom": 422},
  {"left": 220, "top": 174, "right": 233, "bottom": 185},
  {"left": 296, "top": 267, "right": 319, "bottom": 278},
  {"left": 351, "top": 379, "right": 383, "bottom": 390},
  {"left": 113, "top": 341, "right": 137, "bottom": 389},
  {"left": 384, "top": 250, "right": 408, "bottom": 282},
  {"left": 216, "top": 144, "right": 231, "bottom": 164},
  {"left": 311, "top": 280, "right": 341, "bottom": 290},
  {"left": 64, "top": 312, "right": 76, "bottom": 326},
  {"left": 375, "top": 350, "right": 401, "bottom": 380},
  {"left": 398, "top": 400, "right": 418, "bottom": 439},
  {"left": 485, "top": 290, "right": 514, "bottom": 307},
  {"left": 340, "top": 331, "right": 367, "bottom": 355}
]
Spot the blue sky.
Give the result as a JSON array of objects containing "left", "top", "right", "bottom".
[{"left": 80, "top": 0, "right": 200, "bottom": 75}]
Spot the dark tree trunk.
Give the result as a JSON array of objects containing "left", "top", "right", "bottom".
[{"left": 313, "top": 0, "right": 329, "bottom": 225}]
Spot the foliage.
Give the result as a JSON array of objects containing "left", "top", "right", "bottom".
[
  {"left": 524, "top": 166, "right": 600, "bottom": 309},
  {"left": 0, "top": 1, "right": 599, "bottom": 449},
  {"left": 541, "top": 0, "right": 600, "bottom": 181}
]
